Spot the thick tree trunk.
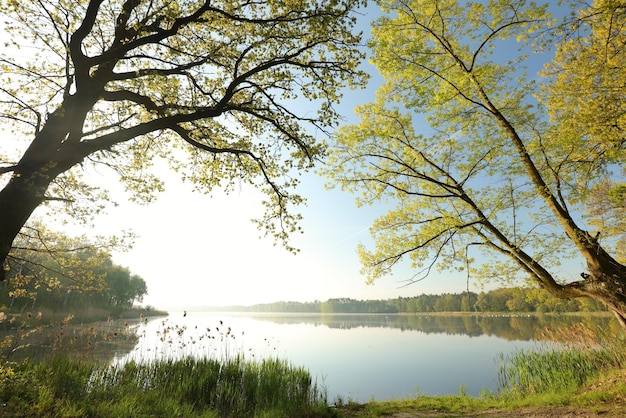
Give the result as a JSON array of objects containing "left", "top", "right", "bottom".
[
  {"left": 0, "top": 171, "right": 54, "bottom": 280},
  {"left": 559, "top": 246, "right": 626, "bottom": 329},
  {"left": 581, "top": 239, "right": 626, "bottom": 328},
  {"left": 0, "top": 95, "right": 96, "bottom": 280},
  {"left": 582, "top": 271, "right": 626, "bottom": 329}
]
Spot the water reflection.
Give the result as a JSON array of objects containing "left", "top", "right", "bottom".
[
  {"left": 106, "top": 312, "right": 620, "bottom": 401},
  {"left": 238, "top": 313, "right": 619, "bottom": 341},
  {"left": 0, "top": 319, "right": 142, "bottom": 362}
]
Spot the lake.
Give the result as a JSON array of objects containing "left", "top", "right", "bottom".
[{"left": 112, "top": 312, "right": 617, "bottom": 402}]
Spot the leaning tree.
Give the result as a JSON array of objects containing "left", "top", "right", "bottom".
[
  {"left": 325, "top": 0, "right": 626, "bottom": 326},
  {"left": 0, "top": 0, "right": 367, "bottom": 279}
]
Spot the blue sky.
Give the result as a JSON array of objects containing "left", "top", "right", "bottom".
[
  {"left": 89, "top": 169, "right": 476, "bottom": 309},
  {"left": 74, "top": 3, "right": 488, "bottom": 309},
  {"left": 83, "top": 73, "right": 478, "bottom": 308}
]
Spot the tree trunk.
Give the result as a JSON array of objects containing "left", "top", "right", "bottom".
[
  {"left": 583, "top": 271, "right": 626, "bottom": 329},
  {"left": 0, "top": 97, "right": 94, "bottom": 280},
  {"left": 559, "top": 245, "right": 626, "bottom": 329},
  {"left": 0, "top": 172, "right": 52, "bottom": 280}
]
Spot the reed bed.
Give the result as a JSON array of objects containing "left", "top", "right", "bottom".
[
  {"left": 88, "top": 355, "right": 327, "bottom": 417},
  {"left": 498, "top": 322, "right": 626, "bottom": 397},
  {"left": 0, "top": 317, "right": 333, "bottom": 417}
]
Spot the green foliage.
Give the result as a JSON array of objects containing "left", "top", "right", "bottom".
[
  {"left": 1, "top": 226, "right": 147, "bottom": 312},
  {"left": 324, "top": 0, "right": 626, "bottom": 316},
  {"left": 0, "top": 0, "right": 368, "bottom": 272},
  {"left": 209, "top": 287, "right": 608, "bottom": 314},
  {"left": 499, "top": 326, "right": 626, "bottom": 397}
]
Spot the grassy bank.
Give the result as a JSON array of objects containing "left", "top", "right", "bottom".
[
  {"left": 0, "top": 306, "right": 167, "bottom": 363},
  {"left": 337, "top": 368, "right": 626, "bottom": 417},
  {"left": 1, "top": 305, "right": 167, "bottom": 329},
  {"left": 2, "top": 343, "right": 626, "bottom": 417},
  {"left": 0, "top": 355, "right": 334, "bottom": 417}
]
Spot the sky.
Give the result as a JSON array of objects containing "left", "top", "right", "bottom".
[
  {"left": 74, "top": 65, "right": 476, "bottom": 308},
  {"left": 84, "top": 168, "right": 475, "bottom": 309}
]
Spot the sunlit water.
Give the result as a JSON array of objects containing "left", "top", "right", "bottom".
[{"left": 111, "top": 312, "right": 614, "bottom": 402}]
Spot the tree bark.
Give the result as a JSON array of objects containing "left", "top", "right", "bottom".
[
  {"left": 562, "top": 249, "right": 626, "bottom": 329},
  {"left": 0, "top": 171, "right": 53, "bottom": 280},
  {"left": 0, "top": 105, "right": 89, "bottom": 280}
]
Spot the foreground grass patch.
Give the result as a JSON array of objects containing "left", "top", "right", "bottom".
[
  {"left": 498, "top": 323, "right": 626, "bottom": 398},
  {"left": 0, "top": 355, "right": 335, "bottom": 417},
  {"left": 337, "top": 370, "right": 626, "bottom": 417}
]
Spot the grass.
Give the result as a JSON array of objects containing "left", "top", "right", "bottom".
[
  {"left": 0, "top": 355, "right": 335, "bottom": 417},
  {"left": 498, "top": 321, "right": 626, "bottom": 398},
  {"left": 0, "top": 313, "right": 335, "bottom": 417},
  {"left": 337, "top": 369, "right": 626, "bottom": 417}
]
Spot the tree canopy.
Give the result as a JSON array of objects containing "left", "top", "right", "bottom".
[
  {"left": 0, "top": 0, "right": 367, "bottom": 279},
  {"left": 324, "top": 0, "right": 626, "bottom": 326}
]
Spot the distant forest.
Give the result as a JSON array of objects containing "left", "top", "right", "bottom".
[
  {"left": 0, "top": 257, "right": 147, "bottom": 313},
  {"left": 207, "top": 287, "right": 608, "bottom": 314}
]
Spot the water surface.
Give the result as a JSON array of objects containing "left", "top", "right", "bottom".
[{"left": 115, "top": 312, "right": 616, "bottom": 402}]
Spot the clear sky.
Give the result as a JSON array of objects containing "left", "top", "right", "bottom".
[
  {"left": 83, "top": 169, "right": 475, "bottom": 309},
  {"left": 75, "top": 65, "right": 477, "bottom": 308}
]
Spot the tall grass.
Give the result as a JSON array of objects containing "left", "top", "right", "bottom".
[
  {"left": 89, "top": 355, "right": 328, "bottom": 417},
  {"left": 498, "top": 322, "right": 626, "bottom": 398},
  {"left": 1, "top": 355, "right": 332, "bottom": 417}
]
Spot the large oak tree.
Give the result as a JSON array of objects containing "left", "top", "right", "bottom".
[
  {"left": 0, "top": 0, "right": 367, "bottom": 279},
  {"left": 325, "top": 0, "right": 626, "bottom": 326}
]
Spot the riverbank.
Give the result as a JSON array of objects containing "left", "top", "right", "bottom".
[
  {"left": 1, "top": 346, "right": 625, "bottom": 417},
  {"left": 1, "top": 359, "right": 625, "bottom": 417},
  {"left": 336, "top": 367, "right": 626, "bottom": 417},
  {"left": 2, "top": 310, "right": 625, "bottom": 417}
]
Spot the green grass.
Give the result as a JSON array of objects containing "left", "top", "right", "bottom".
[
  {"left": 0, "top": 355, "right": 336, "bottom": 417},
  {"left": 497, "top": 344, "right": 626, "bottom": 397},
  {"left": 497, "top": 323, "right": 626, "bottom": 399},
  {"left": 337, "top": 368, "right": 626, "bottom": 417}
]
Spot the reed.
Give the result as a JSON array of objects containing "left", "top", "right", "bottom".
[
  {"left": 1, "top": 352, "right": 332, "bottom": 417},
  {"left": 498, "top": 322, "right": 626, "bottom": 398},
  {"left": 89, "top": 355, "right": 327, "bottom": 416}
]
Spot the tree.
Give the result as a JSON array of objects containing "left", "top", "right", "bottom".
[
  {"left": 0, "top": 0, "right": 367, "bottom": 279},
  {"left": 1, "top": 225, "right": 147, "bottom": 311},
  {"left": 4, "top": 224, "right": 111, "bottom": 307},
  {"left": 324, "top": 0, "right": 626, "bottom": 327},
  {"left": 0, "top": 225, "right": 138, "bottom": 310},
  {"left": 94, "top": 260, "right": 147, "bottom": 308}
]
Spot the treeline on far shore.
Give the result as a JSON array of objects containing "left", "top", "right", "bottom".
[{"left": 203, "top": 287, "right": 608, "bottom": 314}]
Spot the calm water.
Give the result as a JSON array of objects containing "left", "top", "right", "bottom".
[{"left": 112, "top": 312, "right": 617, "bottom": 402}]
